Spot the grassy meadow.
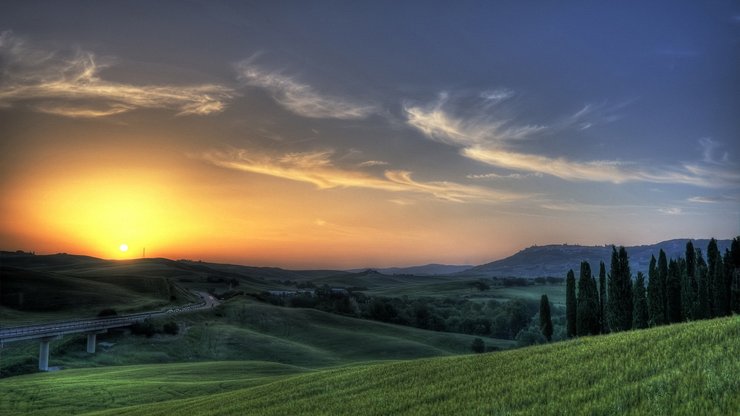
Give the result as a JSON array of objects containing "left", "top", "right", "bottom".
[
  {"left": 1, "top": 316, "right": 736, "bottom": 415},
  {"left": 1, "top": 297, "right": 513, "bottom": 376}
]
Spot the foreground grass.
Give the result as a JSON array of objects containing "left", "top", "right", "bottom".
[
  {"left": 0, "top": 361, "right": 309, "bottom": 416},
  {"left": 2, "top": 316, "right": 736, "bottom": 415}
]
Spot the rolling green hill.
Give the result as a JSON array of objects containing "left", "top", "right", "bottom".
[
  {"left": 0, "top": 265, "right": 185, "bottom": 324},
  {"left": 1, "top": 251, "right": 565, "bottom": 324},
  {"left": 1, "top": 316, "right": 736, "bottom": 415},
  {"left": 1, "top": 297, "right": 513, "bottom": 377}
]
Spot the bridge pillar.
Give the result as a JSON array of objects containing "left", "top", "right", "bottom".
[
  {"left": 86, "top": 333, "right": 96, "bottom": 353},
  {"left": 85, "top": 330, "right": 107, "bottom": 354},
  {"left": 38, "top": 336, "right": 62, "bottom": 372},
  {"left": 39, "top": 339, "right": 49, "bottom": 371}
]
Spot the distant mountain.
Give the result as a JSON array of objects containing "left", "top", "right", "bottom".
[
  {"left": 349, "top": 264, "right": 473, "bottom": 276},
  {"left": 462, "top": 239, "right": 733, "bottom": 278}
]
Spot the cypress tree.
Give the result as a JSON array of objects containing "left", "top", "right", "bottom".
[
  {"left": 682, "top": 241, "right": 698, "bottom": 320},
  {"left": 678, "top": 257, "right": 693, "bottom": 320},
  {"left": 620, "top": 246, "right": 633, "bottom": 328},
  {"left": 576, "top": 261, "right": 599, "bottom": 335},
  {"left": 606, "top": 248, "right": 618, "bottom": 332},
  {"left": 713, "top": 252, "right": 727, "bottom": 316},
  {"left": 725, "top": 249, "right": 734, "bottom": 313},
  {"left": 657, "top": 249, "right": 669, "bottom": 321},
  {"left": 598, "top": 261, "right": 607, "bottom": 333},
  {"left": 685, "top": 241, "right": 696, "bottom": 281},
  {"left": 607, "top": 246, "right": 633, "bottom": 332},
  {"left": 707, "top": 238, "right": 719, "bottom": 317},
  {"left": 646, "top": 255, "right": 664, "bottom": 326},
  {"left": 539, "top": 294, "right": 553, "bottom": 342},
  {"left": 732, "top": 268, "right": 740, "bottom": 315},
  {"left": 731, "top": 237, "right": 740, "bottom": 314},
  {"left": 696, "top": 249, "right": 710, "bottom": 319},
  {"left": 666, "top": 259, "right": 683, "bottom": 323},
  {"left": 632, "top": 272, "right": 649, "bottom": 329},
  {"left": 566, "top": 269, "right": 577, "bottom": 338}
]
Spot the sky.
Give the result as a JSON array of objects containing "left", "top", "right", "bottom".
[{"left": 1, "top": 1, "right": 739, "bottom": 269}]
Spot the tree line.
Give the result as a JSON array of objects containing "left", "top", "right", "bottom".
[
  {"left": 260, "top": 287, "right": 541, "bottom": 341},
  {"left": 555, "top": 237, "right": 739, "bottom": 338}
]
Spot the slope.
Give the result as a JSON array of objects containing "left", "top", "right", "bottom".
[
  {"left": 73, "top": 316, "right": 740, "bottom": 415},
  {"left": 1, "top": 297, "right": 513, "bottom": 377}
]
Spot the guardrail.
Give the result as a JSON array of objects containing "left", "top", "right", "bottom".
[{"left": 0, "top": 300, "right": 207, "bottom": 343}]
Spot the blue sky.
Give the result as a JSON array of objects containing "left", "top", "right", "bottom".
[{"left": 0, "top": 1, "right": 738, "bottom": 267}]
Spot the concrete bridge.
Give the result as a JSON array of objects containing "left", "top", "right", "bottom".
[{"left": 0, "top": 292, "right": 217, "bottom": 371}]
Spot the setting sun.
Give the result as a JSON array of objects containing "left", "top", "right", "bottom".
[{"left": 119, "top": 243, "right": 128, "bottom": 252}]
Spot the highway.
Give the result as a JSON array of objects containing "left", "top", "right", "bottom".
[{"left": 0, "top": 291, "right": 218, "bottom": 345}]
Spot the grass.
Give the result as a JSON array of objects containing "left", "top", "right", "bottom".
[
  {"left": 1, "top": 316, "right": 736, "bottom": 415},
  {"left": 364, "top": 278, "right": 565, "bottom": 306},
  {"left": 0, "top": 361, "right": 310, "bottom": 416},
  {"left": 1, "top": 297, "right": 513, "bottom": 376},
  {"left": 0, "top": 267, "right": 174, "bottom": 322}
]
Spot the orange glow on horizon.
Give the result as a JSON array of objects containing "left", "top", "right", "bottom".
[{"left": 0, "top": 135, "right": 533, "bottom": 269}]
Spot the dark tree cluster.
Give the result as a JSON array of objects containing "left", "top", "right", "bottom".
[
  {"left": 263, "top": 288, "right": 541, "bottom": 341},
  {"left": 130, "top": 319, "right": 180, "bottom": 337},
  {"left": 564, "top": 237, "right": 740, "bottom": 338},
  {"left": 651, "top": 238, "right": 739, "bottom": 324}
]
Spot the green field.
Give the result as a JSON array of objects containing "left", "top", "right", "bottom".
[
  {"left": 1, "top": 297, "right": 513, "bottom": 376},
  {"left": 2, "top": 252, "right": 538, "bottom": 378},
  {"left": 1, "top": 316, "right": 736, "bottom": 415}
]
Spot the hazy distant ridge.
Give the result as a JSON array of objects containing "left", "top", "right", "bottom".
[
  {"left": 349, "top": 264, "right": 474, "bottom": 276},
  {"left": 463, "top": 239, "right": 733, "bottom": 278}
]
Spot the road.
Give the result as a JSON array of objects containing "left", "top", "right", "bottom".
[{"left": 0, "top": 291, "right": 219, "bottom": 345}]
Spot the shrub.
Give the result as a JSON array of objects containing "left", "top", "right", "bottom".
[
  {"left": 97, "top": 308, "right": 117, "bottom": 317},
  {"left": 471, "top": 338, "right": 485, "bottom": 353},
  {"left": 131, "top": 319, "right": 156, "bottom": 337},
  {"left": 162, "top": 321, "right": 179, "bottom": 335},
  {"left": 515, "top": 326, "right": 547, "bottom": 347}
]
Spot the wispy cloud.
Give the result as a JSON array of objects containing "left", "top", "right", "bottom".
[
  {"left": 698, "top": 137, "right": 729, "bottom": 164},
  {"left": 460, "top": 146, "right": 732, "bottom": 186},
  {"left": 479, "top": 88, "right": 514, "bottom": 103},
  {"left": 658, "top": 207, "right": 683, "bottom": 215},
  {"left": 687, "top": 195, "right": 738, "bottom": 204},
  {"left": 388, "top": 198, "right": 415, "bottom": 206},
  {"left": 358, "top": 160, "right": 389, "bottom": 167},
  {"left": 0, "top": 31, "right": 235, "bottom": 117},
  {"left": 236, "top": 61, "right": 376, "bottom": 119},
  {"left": 201, "top": 148, "right": 527, "bottom": 203},
  {"left": 32, "top": 102, "right": 132, "bottom": 118},
  {"left": 404, "top": 93, "right": 544, "bottom": 147},
  {"left": 405, "top": 93, "right": 740, "bottom": 188},
  {"left": 467, "top": 172, "right": 543, "bottom": 180}
]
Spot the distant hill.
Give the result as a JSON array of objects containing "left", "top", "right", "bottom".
[
  {"left": 463, "top": 239, "right": 733, "bottom": 278},
  {"left": 0, "top": 251, "right": 346, "bottom": 323},
  {"left": 2, "top": 238, "right": 733, "bottom": 288},
  {"left": 349, "top": 264, "right": 473, "bottom": 276}
]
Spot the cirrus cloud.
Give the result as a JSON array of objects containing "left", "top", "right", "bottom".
[
  {"left": 405, "top": 93, "right": 740, "bottom": 188},
  {"left": 236, "top": 61, "right": 376, "bottom": 119},
  {"left": 0, "top": 30, "right": 235, "bottom": 117},
  {"left": 200, "top": 148, "right": 528, "bottom": 203}
]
